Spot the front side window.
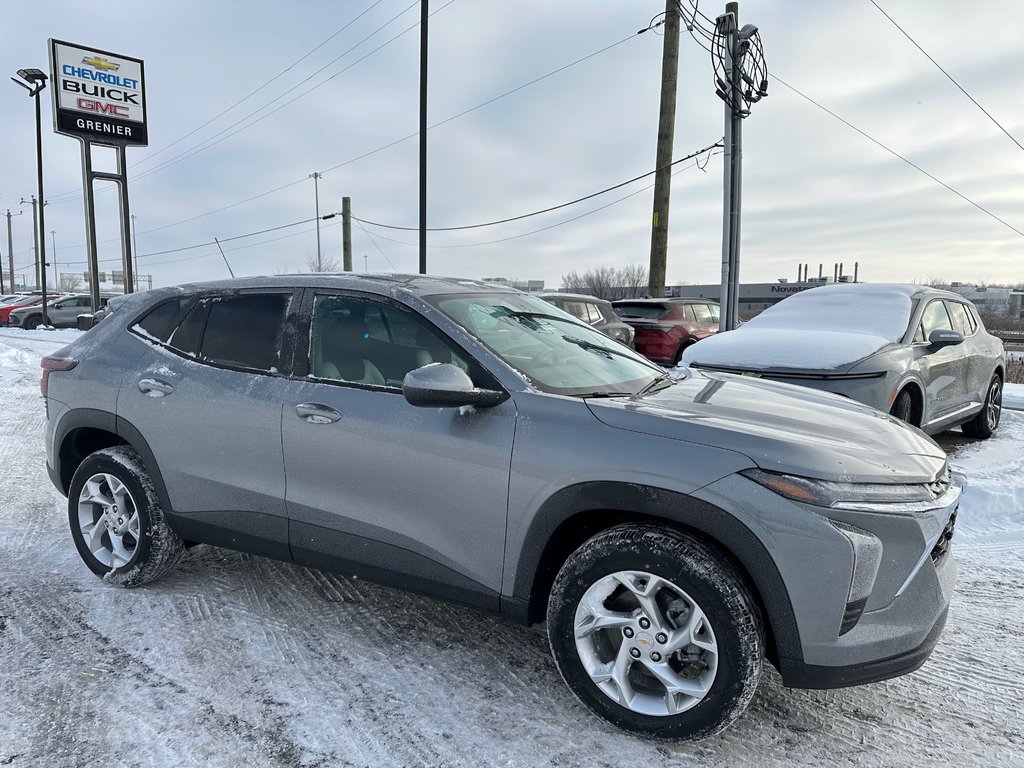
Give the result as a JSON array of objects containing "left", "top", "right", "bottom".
[
  {"left": 309, "top": 295, "right": 468, "bottom": 388},
  {"left": 920, "top": 300, "right": 954, "bottom": 338},
  {"left": 429, "top": 293, "right": 662, "bottom": 396},
  {"left": 945, "top": 301, "right": 973, "bottom": 336}
]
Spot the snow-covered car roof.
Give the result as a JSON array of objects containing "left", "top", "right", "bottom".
[{"left": 681, "top": 283, "right": 941, "bottom": 371}]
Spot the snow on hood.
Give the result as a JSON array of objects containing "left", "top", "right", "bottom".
[{"left": 682, "top": 283, "right": 915, "bottom": 371}]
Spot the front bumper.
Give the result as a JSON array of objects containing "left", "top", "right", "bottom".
[{"left": 694, "top": 473, "right": 958, "bottom": 689}]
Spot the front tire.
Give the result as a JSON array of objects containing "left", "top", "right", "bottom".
[
  {"left": 889, "top": 389, "right": 913, "bottom": 424},
  {"left": 961, "top": 374, "right": 1002, "bottom": 439},
  {"left": 547, "top": 524, "right": 764, "bottom": 740},
  {"left": 23, "top": 314, "right": 41, "bottom": 331},
  {"left": 68, "top": 446, "right": 184, "bottom": 587}
]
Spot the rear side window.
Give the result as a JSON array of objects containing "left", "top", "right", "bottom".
[
  {"left": 614, "top": 303, "right": 669, "bottom": 320},
  {"left": 200, "top": 294, "right": 291, "bottom": 372},
  {"left": 691, "top": 304, "right": 716, "bottom": 324},
  {"left": 133, "top": 298, "right": 188, "bottom": 343}
]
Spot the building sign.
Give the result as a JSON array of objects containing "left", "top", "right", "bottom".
[{"left": 49, "top": 39, "right": 147, "bottom": 146}]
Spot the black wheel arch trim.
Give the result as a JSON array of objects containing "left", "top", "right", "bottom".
[
  {"left": 50, "top": 407, "right": 175, "bottom": 517},
  {"left": 504, "top": 480, "right": 804, "bottom": 668}
]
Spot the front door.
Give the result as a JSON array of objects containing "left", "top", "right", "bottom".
[
  {"left": 281, "top": 291, "right": 516, "bottom": 610},
  {"left": 915, "top": 299, "right": 967, "bottom": 424}
]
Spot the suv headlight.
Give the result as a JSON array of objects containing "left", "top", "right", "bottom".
[{"left": 741, "top": 467, "right": 960, "bottom": 513}]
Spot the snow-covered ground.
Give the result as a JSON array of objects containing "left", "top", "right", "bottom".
[{"left": 1, "top": 329, "right": 1023, "bottom": 767}]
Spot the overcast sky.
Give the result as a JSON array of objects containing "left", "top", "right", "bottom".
[{"left": 1, "top": 0, "right": 1022, "bottom": 292}]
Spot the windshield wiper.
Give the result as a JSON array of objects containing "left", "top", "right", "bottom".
[
  {"left": 631, "top": 371, "right": 676, "bottom": 400},
  {"left": 561, "top": 335, "right": 637, "bottom": 361}
]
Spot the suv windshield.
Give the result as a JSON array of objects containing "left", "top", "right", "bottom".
[{"left": 430, "top": 294, "right": 663, "bottom": 396}]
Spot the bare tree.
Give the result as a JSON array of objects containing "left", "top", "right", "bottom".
[
  {"left": 57, "top": 273, "right": 83, "bottom": 292},
  {"left": 305, "top": 252, "right": 340, "bottom": 273},
  {"left": 561, "top": 264, "right": 649, "bottom": 300}
]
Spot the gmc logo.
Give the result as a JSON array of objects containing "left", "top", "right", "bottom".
[{"left": 77, "top": 98, "right": 129, "bottom": 116}]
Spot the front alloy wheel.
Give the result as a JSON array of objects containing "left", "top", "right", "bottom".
[
  {"left": 574, "top": 571, "right": 719, "bottom": 716},
  {"left": 548, "top": 524, "right": 764, "bottom": 740}
]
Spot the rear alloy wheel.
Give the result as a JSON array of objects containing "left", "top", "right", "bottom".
[
  {"left": 889, "top": 389, "right": 913, "bottom": 424},
  {"left": 962, "top": 374, "right": 1002, "bottom": 439},
  {"left": 547, "top": 524, "right": 764, "bottom": 739},
  {"left": 68, "top": 446, "right": 184, "bottom": 587}
]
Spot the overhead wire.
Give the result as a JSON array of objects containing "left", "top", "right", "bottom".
[
  {"left": 867, "top": 0, "right": 1024, "bottom": 154},
  {"left": 352, "top": 141, "right": 722, "bottom": 232}
]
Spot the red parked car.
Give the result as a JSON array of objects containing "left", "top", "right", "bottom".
[
  {"left": 612, "top": 298, "right": 720, "bottom": 365},
  {"left": 0, "top": 295, "right": 45, "bottom": 325}
]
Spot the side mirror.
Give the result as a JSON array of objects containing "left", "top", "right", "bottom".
[
  {"left": 402, "top": 363, "right": 508, "bottom": 408},
  {"left": 928, "top": 329, "right": 964, "bottom": 349}
]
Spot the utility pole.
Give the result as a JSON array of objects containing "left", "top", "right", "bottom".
[
  {"left": 648, "top": 0, "right": 680, "bottom": 299},
  {"left": 713, "top": 1, "right": 767, "bottom": 331},
  {"left": 5, "top": 210, "right": 20, "bottom": 293},
  {"left": 310, "top": 172, "right": 323, "bottom": 271},
  {"left": 342, "top": 196, "right": 352, "bottom": 272},
  {"left": 50, "top": 230, "right": 57, "bottom": 290},
  {"left": 23, "top": 197, "right": 39, "bottom": 289},
  {"left": 418, "top": 0, "right": 429, "bottom": 275},
  {"left": 131, "top": 214, "right": 140, "bottom": 290}
]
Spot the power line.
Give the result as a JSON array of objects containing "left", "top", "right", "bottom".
[
  {"left": 360, "top": 150, "right": 722, "bottom": 249},
  {"left": 868, "top": 0, "right": 1024, "bottom": 154},
  {"left": 353, "top": 217, "right": 400, "bottom": 271},
  {"left": 772, "top": 75, "right": 1024, "bottom": 240},
  {"left": 353, "top": 141, "right": 722, "bottom": 232}
]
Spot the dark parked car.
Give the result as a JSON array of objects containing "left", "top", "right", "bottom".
[
  {"left": 683, "top": 284, "right": 1006, "bottom": 438},
  {"left": 613, "top": 298, "right": 720, "bottom": 365},
  {"left": 44, "top": 275, "right": 958, "bottom": 740},
  {"left": 537, "top": 292, "right": 634, "bottom": 347}
]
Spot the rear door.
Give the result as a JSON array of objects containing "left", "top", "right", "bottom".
[
  {"left": 945, "top": 299, "right": 987, "bottom": 407},
  {"left": 280, "top": 290, "right": 516, "bottom": 609},
  {"left": 117, "top": 290, "right": 297, "bottom": 558}
]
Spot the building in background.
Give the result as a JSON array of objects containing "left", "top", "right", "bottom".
[{"left": 482, "top": 277, "right": 545, "bottom": 292}]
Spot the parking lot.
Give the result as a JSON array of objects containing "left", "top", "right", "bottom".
[{"left": 1, "top": 329, "right": 1022, "bottom": 767}]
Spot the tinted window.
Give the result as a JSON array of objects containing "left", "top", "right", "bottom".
[
  {"left": 614, "top": 303, "right": 670, "bottom": 320},
  {"left": 921, "top": 300, "right": 954, "bottom": 336},
  {"left": 310, "top": 295, "right": 467, "bottom": 387},
  {"left": 199, "top": 294, "right": 291, "bottom": 372},
  {"left": 168, "top": 300, "right": 208, "bottom": 356},
  {"left": 945, "top": 301, "right": 973, "bottom": 335},
  {"left": 133, "top": 298, "right": 188, "bottom": 343}
]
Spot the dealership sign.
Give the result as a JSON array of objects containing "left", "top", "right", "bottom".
[{"left": 49, "top": 39, "right": 147, "bottom": 145}]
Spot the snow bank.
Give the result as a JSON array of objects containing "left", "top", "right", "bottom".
[
  {"left": 1005, "top": 382, "right": 1024, "bottom": 411},
  {"left": 682, "top": 284, "right": 916, "bottom": 370}
]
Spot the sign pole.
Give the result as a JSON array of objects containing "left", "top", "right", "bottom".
[{"left": 79, "top": 140, "right": 102, "bottom": 312}]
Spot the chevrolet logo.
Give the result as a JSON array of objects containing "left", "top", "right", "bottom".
[{"left": 82, "top": 56, "right": 120, "bottom": 72}]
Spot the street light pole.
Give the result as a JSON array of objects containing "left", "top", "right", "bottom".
[
  {"left": 12, "top": 68, "right": 49, "bottom": 327},
  {"left": 310, "top": 172, "right": 323, "bottom": 271},
  {"left": 418, "top": 0, "right": 428, "bottom": 275}
]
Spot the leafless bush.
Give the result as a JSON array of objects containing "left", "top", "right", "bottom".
[
  {"left": 305, "top": 253, "right": 340, "bottom": 273},
  {"left": 57, "top": 273, "right": 83, "bottom": 292},
  {"left": 1006, "top": 356, "right": 1024, "bottom": 385},
  {"left": 561, "top": 264, "right": 649, "bottom": 300},
  {"left": 981, "top": 314, "right": 1024, "bottom": 335}
]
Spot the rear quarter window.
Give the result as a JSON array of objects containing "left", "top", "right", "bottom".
[{"left": 132, "top": 298, "right": 189, "bottom": 343}]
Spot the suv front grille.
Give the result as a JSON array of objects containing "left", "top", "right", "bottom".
[{"left": 931, "top": 509, "right": 956, "bottom": 563}]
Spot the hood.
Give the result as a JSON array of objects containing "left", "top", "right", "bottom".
[
  {"left": 682, "top": 327, "right": 897, "bottom": 374},
  {"left": 586, "top": 371, "right": 945, "bottom": 484}
]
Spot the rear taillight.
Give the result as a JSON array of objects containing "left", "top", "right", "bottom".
[{"left": 41, "top": 356, "right": 78, "bottom": 397}]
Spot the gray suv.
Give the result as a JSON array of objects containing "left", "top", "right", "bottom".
[
  {"left": 43, "top": 275, "right": 959, "bottom": 739},
  {"left": 8, "top": 293, "right": 112, "bottom": 329}
]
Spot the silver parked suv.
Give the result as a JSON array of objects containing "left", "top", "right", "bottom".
[{"left": 44, "top": 275, "right": 959, "bottom": 739}]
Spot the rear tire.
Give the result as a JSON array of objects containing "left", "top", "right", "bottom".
[
  {"left": 961, "top": 374, "right": 1002, "bottom": 439},
  {"left": 547, "top": 523, "right": 764, "bottom": 740},
  {"left": 68, "top": 446, "right": 184, "bottom": 587}
]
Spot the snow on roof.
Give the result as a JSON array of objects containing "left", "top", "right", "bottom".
[{"left": 682, "top": 283, "right": 916, "bottom": 371}]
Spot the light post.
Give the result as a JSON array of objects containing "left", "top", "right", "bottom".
[
  {"left": 363, "top": 254, "right": 368, "bottom": 273},
  {"left": 50, "top": 230, "right": 58, "bottom": 290},
  {"left": 11, "top": 67, "right": 49, "bottom": 327},
  {"left": 309, "top": 172, "right": 323, "bottom": 271}
]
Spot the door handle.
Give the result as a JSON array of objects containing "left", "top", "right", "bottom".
[
  {"left": 295, "top": 402, "right": 342, "bottom": 424},
  {"left": 138, "top": 378, "right": 174, "bottom": 397}
]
